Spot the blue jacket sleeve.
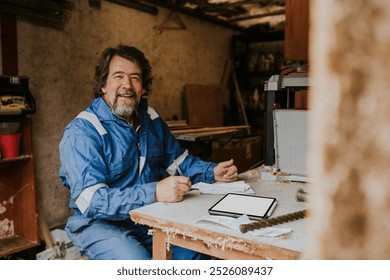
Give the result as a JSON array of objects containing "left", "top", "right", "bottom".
[
  {"left": 59, "top": 125, "right": 156, "bottom": 221},
  {"left": 159, "top": 119, "right": 217, "bottom": 184}
]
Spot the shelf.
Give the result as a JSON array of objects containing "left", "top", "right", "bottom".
[
  {"left": 0, "top": 155, "right": 32, "bottom": 166},
  {"left": 0, "top": 108, "right": 36, "bottom": 116},
  {"left": 0, "top": 109, "right": 23, "bottom": 115},
  {"left": 0, "top": 236, "right": 39, "bottom": 257},
  {"left": 0, "top": 118, "right": 39, "bottom": 258}
]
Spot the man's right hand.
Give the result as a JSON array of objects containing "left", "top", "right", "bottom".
[{"left": 155, "top": 176, "right": 192, "bottom": 203}]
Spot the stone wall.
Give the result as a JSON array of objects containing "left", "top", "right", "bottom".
[{"left": 1, "top": 0, "right": 235, "bottom": 228}]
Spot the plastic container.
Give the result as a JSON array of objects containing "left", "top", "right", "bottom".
[{"left": 0, "top": 133, "right": 21, "bottom": 158}]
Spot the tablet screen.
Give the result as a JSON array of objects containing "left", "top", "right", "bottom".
[{"left": 208, "top": 193, "right": 277, "bottom": 220}]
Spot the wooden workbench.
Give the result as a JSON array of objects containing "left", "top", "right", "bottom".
[{"left": 130, "top": 179, "right": 309, "bottom": 260}]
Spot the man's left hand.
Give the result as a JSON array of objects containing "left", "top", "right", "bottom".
[{"left": 214, "top": 159, "right": 238, "bottom": 182}]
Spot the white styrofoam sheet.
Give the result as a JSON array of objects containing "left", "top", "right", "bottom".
[{"left": 273, "top": 110, "right": 308, "bottom": 176}]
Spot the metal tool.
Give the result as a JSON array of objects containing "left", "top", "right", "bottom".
[
  {"left": 239, "top": 209, "right": 308, "bottom": 233},
  {"left": 296, "top": 188, "right": 308, "bottom": 202}
]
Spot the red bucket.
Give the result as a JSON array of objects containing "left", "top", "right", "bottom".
[{"left": 0, "top": 133, "right": 22, "bottom": 158}]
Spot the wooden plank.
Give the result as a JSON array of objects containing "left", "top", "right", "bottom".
[
  {"left": 38, "top": 211, "right": 54, "bottom": 249},
  {"left": 285, "top": 0, "right": 309, "bottom": 61},
  {"left": 175, "top": 129, "right": 240, "bottom": 142},
  {"left": 184, "top": 84, "right": 223, "bottom": 127},
  {"left": 164, "top": 233, "right": 263, "bottom": 260},
  {"left": 171, "top": 125, "right": 250, "bottom": 135},
  {"left": 0, "top": 236, "right": 37, "bottom": 257},
  {"left": 131, "top": 211, "right": 300, "bottom": 260},
  {"left": 152, "top": 229, "right": 171, "bottom": 260},
  {"left": 220, "top": 60, "right": 232, "bottom": 92}
]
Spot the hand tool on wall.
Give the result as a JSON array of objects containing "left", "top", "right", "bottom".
[{"left": 154, "top": 11, "right": 186, "bottom": 34}]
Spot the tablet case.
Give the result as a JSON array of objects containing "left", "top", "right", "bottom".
[{"left": 208, "top": 193, "right": 277, "bottom": 220}]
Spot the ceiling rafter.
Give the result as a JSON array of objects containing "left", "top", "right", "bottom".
[
  {"left": 98, "top": 0, "right": 286, "bottom": 33},
  {"left": 229, "top": 9, "right": 285, "bottom": 23},
  {"left": 197, "top": 0, "right": 285, "bottom": 12}
]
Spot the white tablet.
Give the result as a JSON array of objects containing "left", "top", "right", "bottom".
[{"left": 208, "top": 193, "right": 278, "bottom": 220}]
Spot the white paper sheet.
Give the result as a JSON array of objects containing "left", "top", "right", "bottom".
[
  {"left": 191, "top": 181, "right": 255, "bottom": 195},
  {"left": 195, "top": 214, "right": 291, "bottom": 237}
]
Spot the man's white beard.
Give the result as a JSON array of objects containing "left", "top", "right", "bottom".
[{"left": 113, "top": 98, "right": 138, "bottom": 118}]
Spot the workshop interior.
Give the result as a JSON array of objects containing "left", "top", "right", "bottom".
[{"left": 1, "top": 0, "right": 388, "bottom": 261}]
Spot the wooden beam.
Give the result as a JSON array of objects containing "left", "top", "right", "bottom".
[
  {"left": 1, "top": 14, "right": 18, "bottom": 76},
  {"left": 152, "top": 229, "right": 172, "bottom": 260}
]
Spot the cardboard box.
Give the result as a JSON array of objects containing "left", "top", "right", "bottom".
[{"left": 211, "top": 135, "right": 262, "bottom": 173}]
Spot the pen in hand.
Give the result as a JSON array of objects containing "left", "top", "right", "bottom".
[
  {"left": 176, "top": 167, "right": 200, "bottom": 193},
  {"left": 177, "top": 166, "right": 184, "bottom": 176}
]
